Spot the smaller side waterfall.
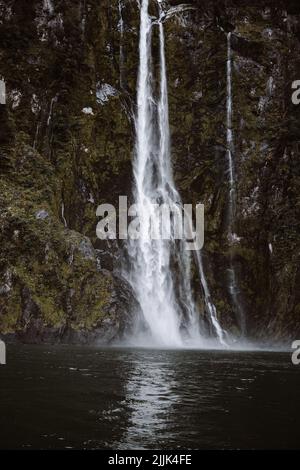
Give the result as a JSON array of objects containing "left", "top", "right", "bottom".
[
  {"left": 61, "top": 202, "right": 68, "bottom": 228},
  {"left": 118, "top": 0, "right": 125, "bottom": 89},
  {"left": 47, "top": 96, "right": 56, "bottom": 127},
  {"left": 226, "top": 32, "right": 246, "bottom": 335},
  {"left": 195, "top": 250, "right": 228, "bottom": 347},
  {"left": 226, "top": 32, "right": 235, "bottom": 233}
]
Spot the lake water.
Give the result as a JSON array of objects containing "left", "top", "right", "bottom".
[{"left": 0, "top": 345, "right": 299, "bottom": 449}]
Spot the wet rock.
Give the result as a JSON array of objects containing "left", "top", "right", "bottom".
[
  {"left": 95, "top": 249, "right": 115, "bottom": 271},
  {"left": 36, "top": 210, "right": 49, "bottom": 220},
  {"left": 14, "top": 273, "right": 139, "bottom": 345},
  {"left": 78, "top": 237, "right": 96, "bottom": 261}
]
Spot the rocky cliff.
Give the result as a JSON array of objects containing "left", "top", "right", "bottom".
[{"left": 0, "top": 0, "right": 300, "bottom": 343}]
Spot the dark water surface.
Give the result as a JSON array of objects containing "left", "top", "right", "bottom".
[{"left": 0, "top": 345, "right": 299, "bottom": 449}]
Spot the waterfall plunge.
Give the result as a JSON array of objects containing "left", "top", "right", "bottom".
[{"left": 127, "top": 0, "right": 227, "bottom": 348}]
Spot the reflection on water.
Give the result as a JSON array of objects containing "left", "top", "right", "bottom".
[
  {"left": 0, "top": 345, "right": 299, "bottom": 449},
  {"left": 118, "top": 353, "right": 179, "bottom": 449}
]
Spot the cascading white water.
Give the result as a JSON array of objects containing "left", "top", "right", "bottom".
[
  {"left": 195, "top": 250, "right": 228, "bottom": 346},
  {"left": 128, "top": 0, "right": 184, "bottom": 346},
  {"left": 226, "top": 32, "right": 245, "bottom": 335},
  {"left": 61, "top": 202, "right": 68, "bottom": 228},
  {"left": 127, "top": 0, "right": 227, "bottom": 347},
  {"left": 118, "top": 0, "right": 125, "bottom": 89},
  {"left": 226, "top": 32, "right": 235, "bottom": 232}
]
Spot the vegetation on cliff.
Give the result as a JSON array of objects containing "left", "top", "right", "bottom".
[{"left": 0, "top": 0, "right": 299, "bottom": 342}]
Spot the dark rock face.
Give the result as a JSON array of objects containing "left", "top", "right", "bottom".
[
  {"left": 0, "top": 0, "right": 299, "bottom": 343},
  {"left": 14, "top": 272, "right": 139, "bottom": 345},
  {"left": 162, "top": 0, "right": 300, "bottom": 341}
]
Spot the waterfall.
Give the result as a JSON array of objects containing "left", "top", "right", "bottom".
[
  {"left": 226, "top": 32, "right": 235, "bottom": 233},
  {"left": 61, "top": 202, "right": 68, "bottom": 228},
  {"left": 47, "top": 96, "right": 56, "bottom": 126},
  {"left": 226, "top": 32, "right": 245, "bottom": 335},
  {"left": 33, "top": 122, "right": 40, "bottom": 150},
  {"left": 118, "top": 0, "right": 125, "bottom": 89},
  {"left": 128, "top": 0, "right": 182, "bottom": 347},
  {"left": 127, "top": 0, "right": 227, "bottom": 348},
  {"left": 195, "top": 250, "right": 228, "bottom": 346},
  {"left": 43, "top": 0, "right": 54, "bottom": 15}
]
